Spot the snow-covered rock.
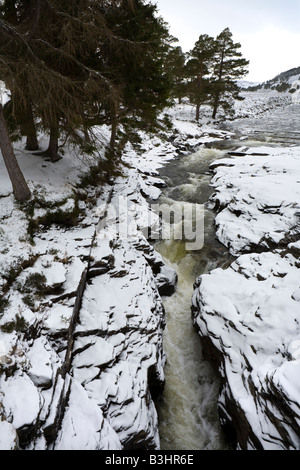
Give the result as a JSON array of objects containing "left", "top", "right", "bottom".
[
  {"left": 208, "top": 146, "right": 300, "bottom": 255},
  {"left": 0, "top": 373, "right": 42, "bottom": 436},
  {"left": 0, "top": 112, "right": 190, "bottom": 450},
  {"left": 0, "top": 421, "right": 19, "bottom": 450},
  {"left": 53, "top": 379, "right": 122, "bottom": 450},
  {"left": 192, "top": 247, "right": 300, "bottom": 449},
  {"left": 192, "top": 144, "right": 300, "bottom": 449}
]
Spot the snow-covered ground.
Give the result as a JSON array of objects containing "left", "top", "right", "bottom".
[{"left": 0, "top": 87, "right": 299, "bottom": 450}]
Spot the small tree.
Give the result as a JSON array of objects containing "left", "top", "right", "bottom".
[
  {"left": 210, "top": 28, "right": 249, "bottom": 119},
  {"left": 185, "top": 34, "right": 216, "bottom": 120}
]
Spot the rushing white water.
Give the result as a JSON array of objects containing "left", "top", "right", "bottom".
[{"left": 154, "top": 147, "right": 233, "bottom": 450}]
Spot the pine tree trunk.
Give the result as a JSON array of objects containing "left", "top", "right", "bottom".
[
  {"left": 109, "top": 115, "right": 118, "bottom": 159},
  {"left": 26, "top": 133, "right": 39, "bottom": 151},
  {"left": 47, "top": 130, "right": 59, "bottom": 162},
  {"left": 0, "top": 104, "right": 31, "bottom": 202},
  {"left": 196, "top": 103, "right": 200, "bottom": 121},
  {"left": 45, "top": 125, "right": 60, "bottom": 162},
  {"left": 35, "top": 124, "right": 60, "bottom": 162},
  {"left": 212, "top": 105, "right": 217, "bottom": 119},
  {"left": 212, "top": 93, "right": 219, "bottom": 119},
  {"left": 11, "top": 84, "right": 39, "bottom": 152},
  {"left": 23, "top": 103, "right": 39, "bottom": 151}
]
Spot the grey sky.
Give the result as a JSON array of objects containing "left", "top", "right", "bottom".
[{"left": 155, "top": 0, "right": 300, "bottom": 82}]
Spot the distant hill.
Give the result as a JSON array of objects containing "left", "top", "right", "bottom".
[
  {"left": 237, "top": 80, "right": 262, "bottom": 89},
  {"left": 271, "top": 66, "right": 300, "bottom": 84},
  {"left": 244, "top": 66, "right": 300, "bottom": 93}
]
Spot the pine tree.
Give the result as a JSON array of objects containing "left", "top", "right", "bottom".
[
  {"left": 100, "top": 0, "right": 173, "bottom": 157},
  {"left": 210, "top": 28, "right": 249, "bottom": 119},
  {"left": 0, "top": 1, "right": 125, "bottom": 165},
  {"left": 164, "top": 45, "right": 186, "bottom": 104},
  {"left": 28, "top": 1, "right": 121, "bottom": 161},
  {"left": 185, "top": 34, "right": 216, "bottom": 120}
]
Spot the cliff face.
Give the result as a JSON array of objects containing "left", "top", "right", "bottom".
[
  {"left": 50, "top": 236, "right": 170, "bottom": 450},
  {"left": 192, "top": 146, "right": 300, "bottom": 450},
  {"left": 0, "top": 188, "right": 175, "bottom": 450}
]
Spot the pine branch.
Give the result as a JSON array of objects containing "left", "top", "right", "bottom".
[{"left": 26, "top": 0, "right": 42, "bottom": 39}]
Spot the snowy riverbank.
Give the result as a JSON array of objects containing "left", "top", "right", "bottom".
[
  {"left": 192, "top": 144, "right": 300, "bottom": 449},
  {"left": 0, "top": 100, "right": 230, "bottom": 450}
]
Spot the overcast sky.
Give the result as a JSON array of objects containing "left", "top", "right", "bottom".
[{"left": 155, "top": 0, "right": 300, "bottom": 82}]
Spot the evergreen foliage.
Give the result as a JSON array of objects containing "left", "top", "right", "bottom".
[
  {"left": 210, "top": 28, "right": 249, "bottom": 119},
  {"left": 164, "top": 45, "right": 186, "bottom": 104},
  {"left": 0, "top": 2, "right": 250, "bottom": 203},
  {"left": 0, "top": 0, "right": 173, "bottom": 200},
  {"left": 179, "top": 28, "right": 249, "bottom": 120},
  {"left": 185, "top": 34, "right": 216, "bottom": 120}
]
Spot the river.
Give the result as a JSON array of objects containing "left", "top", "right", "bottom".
[{"left": 154, "top": 146, "right": 232, "bottom": 450}]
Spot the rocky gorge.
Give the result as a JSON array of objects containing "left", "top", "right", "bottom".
[
  {"left": 0, "top": 103, "right": 221, "bottom": 450},
  {"left": 0, "top": 89, "right": 299, "bottom": 451}
]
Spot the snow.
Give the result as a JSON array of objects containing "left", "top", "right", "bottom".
[
  {"left": 53, "top": 379, "right": 121, "bottom": 450},
  {"left": 192, "top": 93, "right": 300, "bottom": 449},
  {"left": 0, "top": 373, "right": 41, "bottom": 430},
  {"left": 0, "top": 86, "right": 299, "bottom": 450},
  {"left": 0, "top": 421, "right": 18, "bottom": 450},
  {"left": 208, "top": 146, "right": 300, "bottom": 255},
  {"left": 72, "top": 336, "right": 116, "bottom": 368},
  {"left": 26, "top": 337, "right": 57, "bottom": 387}
]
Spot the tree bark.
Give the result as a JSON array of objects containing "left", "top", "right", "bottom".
[
  {"left": 26, "top": 133, "right": 39, "bottom": 151},
  {"left": 21, "top": 103, "right": 39, "bottom": 151},
  {"left": 196, "top": 103, "right": 200, "bottom": 121},
  {"left": 0, "top": 104, "right": 31, "bottom": 202},
  {"left": 10, "top": 86, "right": 39, "bottom": 151},
  {"left": 212, "top": 93, "right": 219, "bottom": 119},
  {"left": 109, "top": 114, "right": 118, "bottom": 159},
  {"left": 46, "top": 126, "right": 60, "bottom": 162},
  {"left": 35, "top": 123, "right": 61, "bottom": 162}
]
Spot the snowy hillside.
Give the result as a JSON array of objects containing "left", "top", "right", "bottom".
[
  {"left": 237, "top": 80, "right": 262, "bottom": 89},
  {"left": 246, "top": 65, "right": 300, "bottom": 94}
]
